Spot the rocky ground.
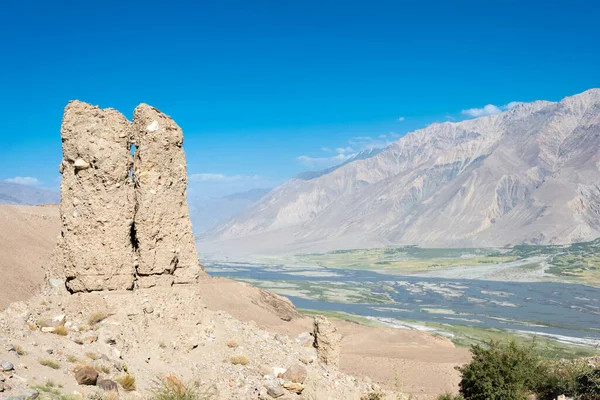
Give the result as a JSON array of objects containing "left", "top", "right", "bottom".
[{"left": 0, "top": 283, "right": 405, "bottom": 400}]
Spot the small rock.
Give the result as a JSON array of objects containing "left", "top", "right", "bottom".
[
  {"left": 74, "top": 365, "right": 99, "bottom": 385},
  {"left": 296, "top": 332, "right": 314, "bottom": 347},
  {"left": 97, "top": 379, "right": 118, "bottom": 392},
  {"left": 82, "top": 331, "right": 98, "bottom": 343},
  {"left": 283, "top": 381, "right": 304, "bottom": 394},
  {"left": 265, "top": 380, "right": 285, "bottom": 398},
  {"left": 1, "top": 360, "right": 15, "bottom": 371},
  {"left": 282, "top": 364, "right": 307, "bottom": 384},
  {"left": 73, "top": 158, "right": 90, "bottom": 170},
  {"left": 46, "top": 349, "right": 54, "bottom": 354},
  {"left": 48, "top": 279, "right": 65, "bottom": 288},
  {"left": 9, "top": 350, "right": 19, "bottom": 357},
  {"left": 53, "top": 314, "right": 66, "bottom": 324},
  {"left": 259, "top": 364, "right": 273, "bottom": 376},
  {"left": 143, "top": 305, "right": 154, "bottom": 314}
]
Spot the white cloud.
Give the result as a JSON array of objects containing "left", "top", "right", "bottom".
[
  {"left": 461, "top": 104, "right": 502, "bottom": 117},
  {"left": 297, "top": 153, "right": 355, "bottom": 168},
  {"left": 397, "top": 116, "right": 405, "bottom": 122},
  {"left": 297, "top": 131, "right": 405, "bottom": 170},
  {"left": 4, "top": 176, "right": 41, "bottom": 186},
  {"left": 349, "top": 135, "right": 392, "bottom": 151},
  {"left": 189, "top": 173, "right": 259, "bottom": 183},
  {"left": 461, "top": 101, "right": 520, "bottom": 118},
  {"left": 335, "top": 147, "right": 354, "bottom": 154}
]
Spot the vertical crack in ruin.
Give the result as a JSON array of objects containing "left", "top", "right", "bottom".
[{"left": 55, "top": 101, "right": 204, "bottom": 292}]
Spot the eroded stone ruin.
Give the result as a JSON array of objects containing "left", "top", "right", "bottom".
[{"left": 54, "top": 101, "right": 204, "bottom": 292}]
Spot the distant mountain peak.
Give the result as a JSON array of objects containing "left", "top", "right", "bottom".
[{"left": 207, "top": 88, "right": 600, "bottom": 253}]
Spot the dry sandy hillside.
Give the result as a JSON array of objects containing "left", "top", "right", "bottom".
[
  {"left": 0, "top": 204, "right": 470, "bottom": 399},
  {"left": 0, "top": 204, "right": 60, "bottom": 309}
]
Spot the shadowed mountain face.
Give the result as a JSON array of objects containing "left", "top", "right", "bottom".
[
  {"left": 208, "top": 89, "right": 600, "bottom": 252},
  {"left": 0, "top": 181, "right": 59, "bottom": 205}
]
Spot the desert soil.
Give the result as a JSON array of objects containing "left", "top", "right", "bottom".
[{"left": 0, "top": 204, "right": 470, "bottom": 399}]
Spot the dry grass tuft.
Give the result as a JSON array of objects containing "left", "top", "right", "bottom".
[
  {"left": 118, "top": 374, "right": 136, "bottom": 391},
  {"left": 98, "top": 364, "right": 111, "bottom": 374},
  {"left": 88, "top": 312, "right": 109, "bottom": 326},
  {"left": 230, "top": 355, "right": 249, "bottom": 366},
  {"left": 53, "top": 326, "right": 68, "bottom": 336},
  {"left": 149, "top": 376, "right": 218, "bottom": 400},
  {"left": 39, "top": 359, "right": 61, "bottom": 370},
  {"left": 85, "top": 352, "right": 100, "bottom": 360},
  {"left": 13, "top": 344, "right": 26, "bottom": 355},
  {"left": 66, "top": 354, "right": 79, "bottom": 363}
]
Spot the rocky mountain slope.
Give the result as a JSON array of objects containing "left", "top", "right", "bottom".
[
  {"left": 0, "top": 182, "right": 59, "bottom": 206},
  {"left": 208, "top": 89, "right": 600, "bottom": 253}
]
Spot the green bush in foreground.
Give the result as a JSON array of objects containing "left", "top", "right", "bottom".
[
  {"left": 457, "top": 340, "right": 544, "bottom": 400},
  {"left": 456, "top": 339, "right": 600, "bottom": 400}
]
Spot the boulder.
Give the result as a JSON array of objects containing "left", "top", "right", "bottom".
[
  {"left": 265, "top": 380, "right": 285, "bottom": 398},
  {"left": 282, "top": 364, "right": 307, "bottom": 384},
  {"left": 74, "top": 365, "right": 99, "bottom": 385},
  {"left": 1, "top": 360, "right": 14, "bottom": 371}
]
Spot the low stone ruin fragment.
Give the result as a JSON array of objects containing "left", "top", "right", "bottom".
[
  {"left": 313, "top": 315, "right": 342, "bottom": 368},
  {"left": 54, "top": 101, "right": 204, "bottom": 292}
]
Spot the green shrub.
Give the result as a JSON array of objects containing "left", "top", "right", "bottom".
[{"left": 457, "top": 340, "right": 545, "bottom": 400}]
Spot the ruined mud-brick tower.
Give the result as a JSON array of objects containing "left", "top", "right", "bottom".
[{"left": 54, "top": 101, "right": 204, "bottom": 292}]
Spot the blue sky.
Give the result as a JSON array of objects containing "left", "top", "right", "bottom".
[{"left": 1, "top": 0, "right": 599, "bottom": 197}]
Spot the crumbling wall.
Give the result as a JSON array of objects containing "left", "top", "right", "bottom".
[
  {"left": 55, "top": 101, "right": 204, "bottom": 292},
  {"left": 131, "top": 104, "right": 202, "bottom": 288},
  {"left": 57, "top": 101, "right": 136, "bottom": 292}
]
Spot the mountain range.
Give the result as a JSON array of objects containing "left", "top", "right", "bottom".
[
  {"left": 205, "top": 89, "right": 600, "bottom": 253},
  {"left": 0, "top": 181, "right": 60, "bottom": 206}
]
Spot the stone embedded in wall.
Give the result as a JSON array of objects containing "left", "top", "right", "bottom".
[
  {"left": 57, "top": 101, "right": 136, "bottom": 292},
  {"left": 131, "top": 104, "right": 204, "bottom": 288}
]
